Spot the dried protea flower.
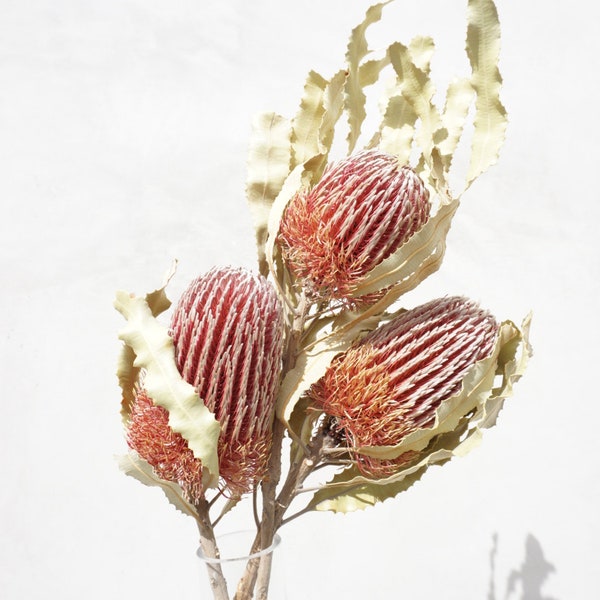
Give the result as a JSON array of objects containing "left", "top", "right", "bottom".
[
  {"left": 310, "top": 296, "right": 499, "bottom": 478},
  {"left": 278, "top": 149, "right": 430, "bottom": 300},
  {"left": 127, "top": 267, "right": 285, "bottom": 500}
]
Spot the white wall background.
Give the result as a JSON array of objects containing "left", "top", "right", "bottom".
[{"left": 1, "top": 1, "right": 598, "bottom": 598}]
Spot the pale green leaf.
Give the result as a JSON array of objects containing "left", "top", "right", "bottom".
[
  {"left": 246, "top": 112, "right": 292, "bottom": 276},
  {"left": 114, "top": 292, "right": 221, "bottom": 487},
  {"left": 118, "top": 452, "right": 198, "bottom": 520},
  {"left": 465, "top": 0, "right": 507, "bottom": 188}
]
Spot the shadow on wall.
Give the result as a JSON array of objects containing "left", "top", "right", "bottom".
[{"left": 488, "top": 533, "right": 559, "bottom": 600}]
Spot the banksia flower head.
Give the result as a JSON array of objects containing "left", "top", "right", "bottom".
[
  {"left": 278, "top": 149, "right": 430, "bottom": 300},
  {"left": 127, "top": 267, "right": 285, "bottom": 501},
  {"left": 310, "top": 296, "right": 499, "bottom": 478}
]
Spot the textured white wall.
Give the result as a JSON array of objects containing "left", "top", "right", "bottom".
[{"left": 1, "top": 1, "right": 598, "bottom": 598}]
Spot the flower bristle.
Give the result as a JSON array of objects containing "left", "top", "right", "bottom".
[
  {"left": 127, "top": 389, "right": 205, "bottom": 503},
  {"left": 278, "top": 149, "right": 430, "bottom": 300},
  {"left": 311, "top": 296, "right": 499, "bottom": 478}
]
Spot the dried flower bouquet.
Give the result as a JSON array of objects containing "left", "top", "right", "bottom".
[{"left": 115, "top": 1, "right": 531, "bottom": 598}]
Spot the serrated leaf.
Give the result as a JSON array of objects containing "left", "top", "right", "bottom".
[
  {"left": 308, "top": 450, "right": 451, "bottom": 513},
  {"left": 291, "top": 70, "right": 328, "bottom": 168},
  {"left": 375, "top": 36, "right": 435, "bottom": 160},
  {"left": 114, "top": 292, "right": 221, "bottom": 487},
  {"left": 314, "top": 69, "right": 348, "bottom": 173},
  {"left": 465, "top": 0, "right": 507, "bottom": 189},
  {"left": 117, "top": 277, "right": 174, "bottom": 424},
  {"left": 246, "top": 112, "right": 293, "bottom": 276},
  {"left": 345, "top": 1, "right": 393, "bottom": 152},
  {"left": 264, "top": 164, "right": 310, "bottom": 294},
  {"left": 408, "top": 35, "right": 435, "bottom": 73},
  {"left": 388, "top": 41, "right": 446, "bottom": 163},
  {"left": 118, "top": 452, "right": 198, "bottom": 520},
  {"left": 290, "top": 69, "right": 349, "bottom": 186},
  {"left": 439, "top": 77, "right": 475, "bottom": 172},
  {"left": 275, "top": 327, "right": 351, "bottom": 428}
]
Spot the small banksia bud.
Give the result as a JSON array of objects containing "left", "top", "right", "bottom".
[
  {"left": 127, "top": 267, "right": 285, "bottom": 500},
  {"left": 278, "top": 149, "right": 430, "bottom": 300},
  {"left": 310, "top": 296, "right": 499, "bottom": 478}
]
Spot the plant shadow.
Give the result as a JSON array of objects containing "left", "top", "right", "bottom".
[{"left": 488, "top": 533, "right": 559, "bottom": 600}]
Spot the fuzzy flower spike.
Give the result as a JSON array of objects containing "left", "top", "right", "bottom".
[
  {"left": 127, "top": 267, "right": 285, "bottom": 501},
  {"left": 310, "top": 296, "right": 500, "bottom": 478},
  {"left": 278, "top": 149, "right": 430, "bottom": 301}
]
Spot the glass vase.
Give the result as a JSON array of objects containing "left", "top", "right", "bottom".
[{"left": 197, "top": 529, "right": 285, "bottom": 600}]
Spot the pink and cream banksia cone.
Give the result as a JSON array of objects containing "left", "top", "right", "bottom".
[
  {"left": 310, "top": 296, "right": 500, "bottom": 477},
  {"left": 127, "top": 267, "right": 285, "bottom": 501},
  {"left": 278, "top": 148, "right": 431, "bottom": 300}
]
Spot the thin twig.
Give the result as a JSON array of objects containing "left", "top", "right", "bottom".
[{"left": 252, "top": 486, "right": 260, "bottom": 529}]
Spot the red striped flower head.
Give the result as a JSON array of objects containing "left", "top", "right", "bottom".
[
  {"left": 310, "top": 296, "right": 499, "bottom": 478},
  {"left": 278, "top": 149, "right": 430, "bottom": 300},
  {"left": 127, "top": 267, "right": 285, "bottom": 500}
]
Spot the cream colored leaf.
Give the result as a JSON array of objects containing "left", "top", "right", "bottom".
[
  {"left": 276, "top": 330, "right": 350, "bottom": 428},
  {"left": 246, "top": 112, "right": 292, "bottom": 276},
  {"left": 309, "top": 449, "right": 453, "bottom": 513},
  {"left": 118, "top": 452, "right": 198, "bottom": 520},
  {"left": 345, "top": 1, "right": 392, "bottom": 152},
  {"left": 439, "top": 77, "right": 475, "bottom": 172},
  {"left": 117, "top": 344, "right": 139, "bottom": 425},
  {"left": 291, "top": 70, "right": 328, "bottom": 169},
  {"left": 465, "top": 0, "right": 507, "bottom": 189},
  {"left": 292, "top": 69, "right": 348, "bottom": 185},
  {"left": 388, "top": 41, "right": 443, "bottom": 161},
  {"left": 359, "top": 55, "right": 390, "bottom": 87},
  {"left": 117, "top": 277, "right": 174, "bottom": 424},
  {"left": 408, "top": 35, "right": 435, "bottom": 72},
  {"left": 379, "top": 97, "right": 417, "bottom": 163},
  {"left": 276, "top": 307, "right": 385, "bottom": 431},
  {"left": 114, "top": 291, "right": 220, "bottom": 486},
  {"left": 376, "top": 36, "right": 435, "bottom": 159},
  {"left": 264, "top": 164, "right": 309, "bottom": 294},
  {"left": 315, "top": 69, "right": 348, "bottom": 171}
]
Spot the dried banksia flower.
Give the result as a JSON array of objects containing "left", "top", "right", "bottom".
[
  {"left": 310, "top": 296, "right": 499, "bottom": 478},
  {"left": 127, "top": 267, "right": 285, "bottom": 500},
  {"left": 278, "top": 149, "right": 430, "bottom": 300}
]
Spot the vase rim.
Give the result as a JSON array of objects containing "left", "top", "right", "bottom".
[{"left": 196, "top": 529, "right": 281, "bottom": 564}]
